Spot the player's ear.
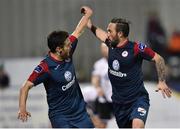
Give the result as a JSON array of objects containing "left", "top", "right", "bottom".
[
  {"left": 59, "top": 50, "right": 63, "bottom": 54},
  {"left": 118, "top": 31, "right": 123, "bottom": 38},
  {"left": 55, "top": 47, "right": 63, "bottom": 55}
]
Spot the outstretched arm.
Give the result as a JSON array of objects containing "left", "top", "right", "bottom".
[
  {"left": 152, "top": 53, "right": 172, "bottom": 98},
  {"left": 87, "top": 19, "right": 108, "bottom": 42},
  {"left": 18, "top": 81, "right": 33, "bottom": 122},
  {"left": 71, "top": 6, "right": 93, "bottom": 38}
]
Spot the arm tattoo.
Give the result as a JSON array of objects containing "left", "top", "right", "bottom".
[{"left": 155, "top": 57, "right": 167, "bottom": 81}]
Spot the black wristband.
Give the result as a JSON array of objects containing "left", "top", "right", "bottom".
[{"left": 91, "top": 25, "right": 97, "bottom": 36}]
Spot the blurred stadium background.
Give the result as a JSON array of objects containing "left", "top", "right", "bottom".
[{"left": 0, "top": 0, "right": 180, "bottom": 128}]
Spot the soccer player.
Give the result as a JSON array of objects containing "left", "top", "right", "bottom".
[
  {"left": 91, "top": 43, "right": 113, "bottom": 128},
  {"left": 86, "top": 17, "right": 172, "bottom": 128},
  {"left": 18, "top": 6, "right": 94, "bottom": 128}
]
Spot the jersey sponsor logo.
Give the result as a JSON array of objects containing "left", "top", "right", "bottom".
[
  {"left": 62, "top": 76, "right": 75, "bottom": 91},
  {"left": 64, "top": 71, "right": 72, "bottom": 82},
  {"left": 109, "top": 69, "right": 127, "bottom": 77},
  {"left": 138, "top": 107, "right": 146, "bottom": 116},
  {"left": 138, "top": 43, "right": 147, "bottom": 52},
  {"left": 34, "top": 66, "right": 43, "bottom": 73},
  {"left": 112, "top": 60, "right": 120, "bottom": 71},
  {"left": 122, "top": 50, "right": 128, "bottom": 57}
]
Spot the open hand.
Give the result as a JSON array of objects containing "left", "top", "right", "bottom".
[
  {"left": 18, "top": 110, "right": 31, "bottom": 122},
  {"left": 155, "top": 81, "right": 172, "bottom": 98}
]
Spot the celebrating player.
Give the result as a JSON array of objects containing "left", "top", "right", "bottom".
[
  {"left": 18, "top": 6, "right": 94, "bottom": 128},
  {"left": 86, "top": 17, "right": 172, "bottom": 128}
]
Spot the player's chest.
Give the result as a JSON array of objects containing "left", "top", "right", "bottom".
[
  {"left": 108, "top": 48, "right": 135, "bottom": 68},
  {"left": 49, "top": 63, "right": 75, "bottom": 83}
]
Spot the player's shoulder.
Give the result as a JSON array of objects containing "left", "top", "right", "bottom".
[
  {"left": 133, "top": 41, "right": 149, "bottom": 51},
  {"left": 125, "top": 40, "right": 136, "bottom": 48},
  {"left": 44, "top": 54, "right": 62, "bottom": 67},
  {"left": 134, "top": 41, "right": 147, "bottom": 46},
  {"left": 33, "top": 59, "right": 49, "bottom": 74},
  {"left": 39, "top": 59, "right": 49, "bottom": 69}
]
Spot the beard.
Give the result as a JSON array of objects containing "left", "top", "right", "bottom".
[
  {"left": 62, "top": 53, "right": 69, "bottom": 59},
  {"left": 60, "top": 51, "right": 70, "bottom": 60},
  {"left": 111, "top": 34, "right": 120, "bottom": 48}
]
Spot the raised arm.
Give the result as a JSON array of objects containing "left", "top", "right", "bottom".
[
  {"left": 18, "top": 81, "right": 33, "bottom": 122},
  {"left": 71, "top": 6, "right": 93, "bottom": 38},
  {"left": 87, "top": 19, "right": 108, "bottom": 42},
  {"left": 152, "top": 53, "right": 172, "bottom": 98}
]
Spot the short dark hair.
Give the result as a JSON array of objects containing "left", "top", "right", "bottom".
[
  {"left": 111, "top": 18, "right": 130, "bottom": 37},
  {"left": 47, "top": 30, "right": 69, "bottom": 52}
]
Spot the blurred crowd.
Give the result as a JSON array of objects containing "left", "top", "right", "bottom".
[
  {"left": 146, "top": 11, "right": 180, "bottom": 91},
  {"left": 0, "top": 63, "right": 10, "bottom": 90}
]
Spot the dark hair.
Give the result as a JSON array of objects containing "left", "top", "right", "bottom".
[
  {"left": 111, "top": 18, "right": 130, "bottom": 37},
  {"left": 47, "top": 30, "right": 69, "bottom": 53}
]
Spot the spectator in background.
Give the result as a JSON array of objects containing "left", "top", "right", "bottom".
[
  {"left": 145, "top": 11, "right": 167, "bottom": 81},
  {"left": 167, "top": 30, "right": 180, "bottom": 82},
  {"left": 146, "top": 11, "right": 167, "bottom": 58},
  {"left": 168, "top": 30, "right": 180, "bottom": 57},
  {"left": 0, "top": 63, "right": 10, "bottom": 89}
]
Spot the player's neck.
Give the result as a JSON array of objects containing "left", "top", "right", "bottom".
[
  {"left": 117, "top": 38, "right": 128, "bottom": 48},
  {"left": 50, "top": 52, "right": 63, "bottom": 61}
]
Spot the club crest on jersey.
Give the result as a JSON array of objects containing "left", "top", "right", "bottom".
[
  {"left": 122, "top": 50, "right": 128, "bottom": 57},
  {"left": 64, "top": 71, "right": 72, "bottom": 82},
  {"left": 112, "top": 60, "right": 120, "bottom": 71},
  {"left": 138, "top": 43, "right": 147, "bottom": 52},
  {"left": 138, "top": 107, "right": 147, "bottom": 116},
  {"left": 34, "top": 66, "right": 43, "bottom": 73}
]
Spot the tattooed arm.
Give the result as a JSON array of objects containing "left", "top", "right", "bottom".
[
  {"left": 154, "top": 53, "right": 167, "bottom": 82},
  {"left": 152, "top": 53, "right": 172, "bottom": 98}
]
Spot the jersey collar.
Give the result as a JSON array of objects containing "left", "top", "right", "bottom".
[
  {"left": 116, "top": 39, "right": 129, "bottom": 48},
  {"left": 48, "top": 52, "right": 64, "bottom": 64}
]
